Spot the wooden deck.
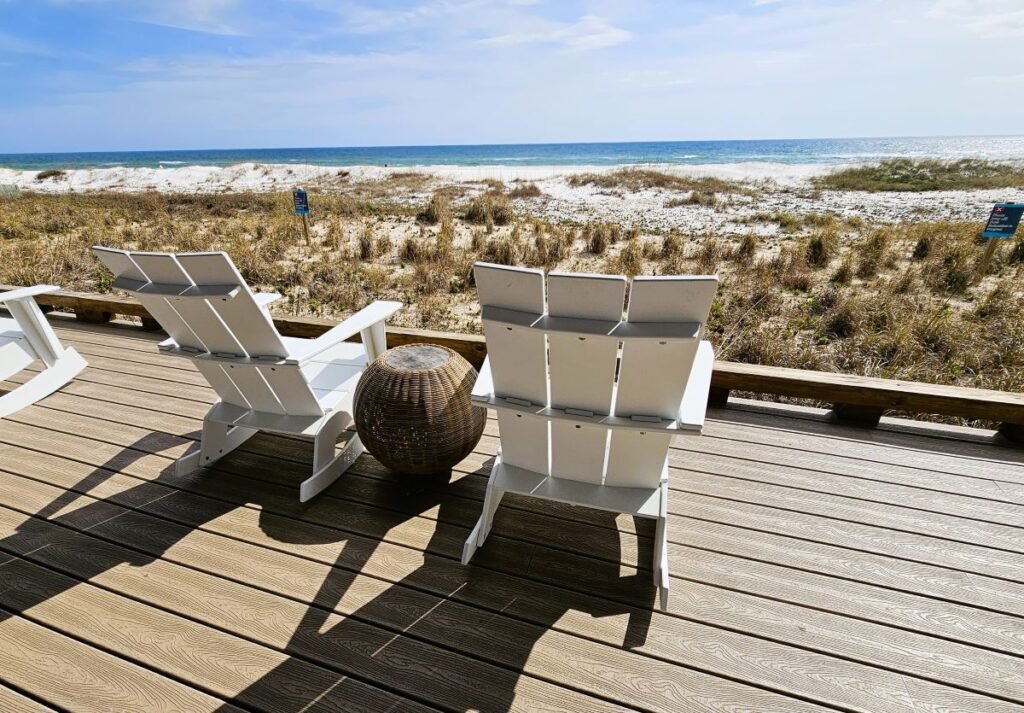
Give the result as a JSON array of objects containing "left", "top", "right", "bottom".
[{"left": 1, "top": 318, "right": 1023, "bottom": 713}]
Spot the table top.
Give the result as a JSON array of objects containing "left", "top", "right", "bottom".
[{"left": 381, "top": 344, "right": 452, "bottom": 372}]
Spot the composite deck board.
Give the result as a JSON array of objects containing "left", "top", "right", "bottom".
[
  {"left": 0, "top": 321, "right": 1022, "bottom": 711},
  {"left": 0, "top": 683, "right": 58, "bottom": 712},
  {"left": 8, "top": 395, "right": 1024, "bottom": 618},
  {"left": 0, "top": 610, "right": 243, "bottom": 713},
  {"left": 705, "top": 407, "right": 1024, "bottom": 482},
  {"left": 11, "top": 364, "right": 1024, "bottom": 565},
  {"left": 4, "top": 408, "right": 1024, "bottom": 627},
  {"left": 0, "top": 460, "right": 1020, "bottom": 711},
  {"left": 0, "top": 481, "right": 852, "bottom": 713},
  {"left": 2, "top": 393, "right": 1024, "bottom": 643},
  {"left": 11, "top": 394, "right": 1024, "bottom": 591}
]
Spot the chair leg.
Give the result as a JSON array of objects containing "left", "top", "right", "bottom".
[
  {"left": 0, "top": 347, "right": 86, "bottom": 420},
  {"left": 653, "top": 477, "right": 670, "bottom": 611},
  {"left": 177, "top": 416, "right": 257, "bottom": 476},
  {"left": 301, "top": 423, "right": 364, "bottom": 503},
  {"left": 463, "top": 456, "right": 505, "bottom": 565}
]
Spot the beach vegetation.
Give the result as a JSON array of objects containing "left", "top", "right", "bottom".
[
  {"left": 816, "top": 159, "right": 1024, "bottom": 192},
  {"left": 419, "top": 191, "right": 452, "bottom": 224},
  {"left": 465, "top": 192, "right": 513, "bottom": 225},
  {"left": 507, "top": 183, "right": 543, "bottom": 199},
  {"left": 568, "top": 168, "right": 746, "bottom": 194},
  {"left": 2, "top": 186, "right": 1023, "bottom": 422},
  {"left": 35, "top": 169, "right": 66, "bottom": 181}
]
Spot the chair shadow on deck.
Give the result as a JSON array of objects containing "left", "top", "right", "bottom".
[
  {"left": 0, "top": 424, "right": 658, "bottom": 713},
  {"left": 220, "top": 456, "right": 658, "bottom": 713}
]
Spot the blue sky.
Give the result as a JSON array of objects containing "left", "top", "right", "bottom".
[{"left": 1, "top": 0, "right": 1022, "bottom": 152}]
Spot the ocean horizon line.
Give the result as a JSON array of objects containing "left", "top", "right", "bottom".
[{"left": 1, "top": 135, "right": 1023, "bottom": 172}]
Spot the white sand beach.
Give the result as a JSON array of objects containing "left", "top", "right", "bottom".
[{"left": 2, "top": 161, "right": 1019, "bottom": 235}]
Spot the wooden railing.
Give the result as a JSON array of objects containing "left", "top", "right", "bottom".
[{"left": 5, "top": 285, "right": 1022, "bottom": 443}]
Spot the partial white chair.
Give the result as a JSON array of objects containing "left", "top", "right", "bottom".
[
  {"left": 0, "top": 285, "right": 87, "bottom": 419},
  {"left": 463, "top": 263, "right": 718, "bottom": 609},
  {"left": 92, "top": 247, "right": 401, "bottom": 502}
]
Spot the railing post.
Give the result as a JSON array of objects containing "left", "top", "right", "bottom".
[
  {"left": 998, "top": 423, "right": 1024, "bottom": 445},
  {"left": 831, "top": 403, "right": 884, "bottom": 427},
  {"left": 708, "top": 387, "right": 730, "bottom": 409}
]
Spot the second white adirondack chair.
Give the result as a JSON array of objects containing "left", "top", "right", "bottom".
[
  {"left": 0, "top": 285, "right": 87, "bottom": 418},
  {"left": 92, "top": 247, "right": 401, "bottom": 502},
  {"left": 463, "top": 263, "right": 718, "bottom": 609}
]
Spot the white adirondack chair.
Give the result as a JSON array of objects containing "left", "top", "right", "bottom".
[
  {"left": 0, "top": 285, "right": 87, "bottom": 418},
  {"left": 92, "top": 247, "right": 401, "bottom": 502},
  {"left": 463, "top": 263, "right": 718, "bottom": 609}
]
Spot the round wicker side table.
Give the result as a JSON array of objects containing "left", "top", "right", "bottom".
[{"left": 353, "top": 344, "right": 486, "bottom": 475}]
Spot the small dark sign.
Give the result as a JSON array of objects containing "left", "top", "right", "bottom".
[
  {"left": 292, "top": 188, "right": 310, "bottom": 215},
  {"left": 982, "top": 203, "right": 1024, "bottom": 239}
]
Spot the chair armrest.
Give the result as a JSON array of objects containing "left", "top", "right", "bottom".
[
  {"left": 253, "top": 292, "right": 282, "bottom": 308},
  {"left": 291, "top": 300, "right": 402, "bottom": 363},
  {"left": 0, "top": 285, "right": 61, "bottom": 304},
  {"left": 677, "top": 340, "right": 715, "bottom": 431}
]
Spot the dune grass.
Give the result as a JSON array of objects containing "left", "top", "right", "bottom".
[
  {"left": 567, "top": 168, "right": 747, "bottom": 194},
  {"left": 2, "top": 189, "right": 1023, "bottom": 415},
  {"left": 815, "top": 159, "right": 1024, "bottom": 192}
]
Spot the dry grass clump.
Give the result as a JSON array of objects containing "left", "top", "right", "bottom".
[
  {"left": 583, "top": 221, "right": 623, "bottom": 255},
  {"left": 464, "top": 192, "right": 513, "bottom": 225},
  {"left": 605, "top": 239, "right": 644, "bottom": 276},
  {"left": 804, "top": 229, "right": 838, "bottom": 268},
  {"left": 507, "top": 183, "right": 543, "bottom": 199},
  {"left": 816, "top": 159, "right": 1024, "bottom": 192},
  {"left": 666, "top": 190, "right": 718, "bottom": 208},
  {"left": 660, "top": 231, "right": 684, "bottom": 260},
  {"left": 854, "top": 230, "right": 894, "bottom": 278},
  {"left": 732, "top": 234, "right": 757, "bottom": 265},
  {"left": 419, "top": 192, "right": 452, "bottom": 224},
  {"left": 568, "top": 168, "right": 745, "bottom": 194},
  {"left": 527, "top": 223, "right": 573, "bottom": 268},
  {"left": 35, "top": 169, "right": 66, "bottom": 181}
]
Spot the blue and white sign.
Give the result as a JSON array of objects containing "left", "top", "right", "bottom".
[
  {"left": 982, "top": 203, "right": 1023, "bottom": 239},
  {"left": 292, "top": 187, "right": 310, "bottom": 215}
]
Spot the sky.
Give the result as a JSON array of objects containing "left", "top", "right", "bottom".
[{"left": 1, "top": 0, "right": 1023, "bottom": 152}]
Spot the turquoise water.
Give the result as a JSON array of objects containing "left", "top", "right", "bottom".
[{"left": 1, "top": 136, "right": 1023, "bottom": 171}]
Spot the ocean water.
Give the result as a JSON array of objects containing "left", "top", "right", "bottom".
[{"left": 1, "top": 136, "right": 1023, "bottom": 171}]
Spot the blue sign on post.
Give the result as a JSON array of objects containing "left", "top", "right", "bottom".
[
  {"left": 292, "top": 188, "right": 310, "bottom": 215},
  {"left": 982, "top": 203, "right": 1023, "bottom": 239}
]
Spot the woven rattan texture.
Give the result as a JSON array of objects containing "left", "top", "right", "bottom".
[{"left": 354, "top": 344, "right": 486, "bottom": 475}]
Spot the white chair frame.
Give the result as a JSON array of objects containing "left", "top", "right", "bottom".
[
  {"left": 462, "top": 264, "right": 718, "bottom": 610},
  {"left": 0, "top": 285, "right": 87, "bottom": 419},
  {"left": 92, "top": 247, "right": 401, "bottom": 502}
]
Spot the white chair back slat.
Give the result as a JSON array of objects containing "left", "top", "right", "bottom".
[
  {"left": 475, "top": 263, "right": 550, "bottom": 475},
  {"left": 613, "top": 276, "right": 718, "bottom": 419},
  {"left": 194, "top": 361, "right": 252, "bottom": 410},
  {"left": 547, "top": 272, "right": 624, "bottom": 483},
  {"left": 221, "top": 362, "right": 286, "bottom": 414},
  {"left": 258, "top": 364, "right": 325, "bottom": 417},
  {"left": 93, "top": 247, "right": 324, "bottom": 418},
  {"left": 176, "top": 253, "right": 288, "bottom": 359},
  {"left": 605, "top": 276, "right": 718, "bottom": 489},
  {"left": 95, "top": 248, "right": 207, "bottom": 350},
  {"left": 131, "top": 252, "right": 247, "bottom": 357}
]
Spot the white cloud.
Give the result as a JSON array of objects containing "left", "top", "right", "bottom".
[{"left": 478, "top": 15, "right": 632, "bottom": 51}]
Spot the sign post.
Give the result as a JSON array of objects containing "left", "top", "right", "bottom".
[
  {"left": 974, "top": 203, "right": 1023, "bottom": 284},
  {"left": 292, "top": 187, "right": 310, "bottom": 244}
]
